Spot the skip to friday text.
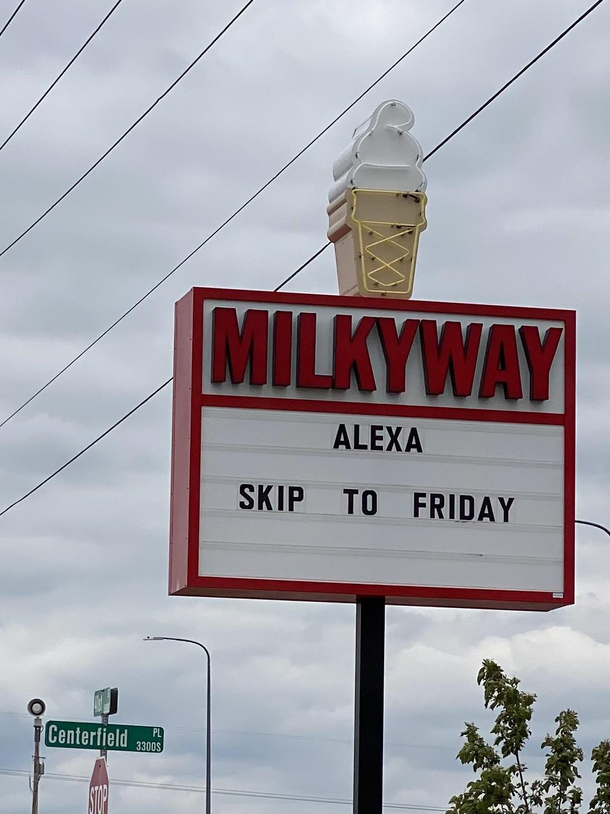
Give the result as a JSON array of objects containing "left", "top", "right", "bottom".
[{"left": 236, "top": 423, "right": 515, "bottom": 523}]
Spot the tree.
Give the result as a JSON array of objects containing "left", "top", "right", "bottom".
[
  {"left": 589, "top": 742, "right": 610, "bottom": 814},
  {"left": 447, "top": 660, "right": 609, "bottom": 814}
]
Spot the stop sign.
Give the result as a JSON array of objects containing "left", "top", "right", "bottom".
[{"left": 88, "top": 758, "right": 109, "bottom": 814}]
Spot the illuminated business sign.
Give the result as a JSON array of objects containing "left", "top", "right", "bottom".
[{"left": 169, "top": 288, "right": 575, "bottom": 611}]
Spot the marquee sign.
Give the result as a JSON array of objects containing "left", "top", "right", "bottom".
[{"left": 169, "top": 287, "right": 575, "bottom": 611}]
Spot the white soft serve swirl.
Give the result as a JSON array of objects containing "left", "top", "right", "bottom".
[{"left": 329, "top": 100, "right": 427, "bottom": 202}]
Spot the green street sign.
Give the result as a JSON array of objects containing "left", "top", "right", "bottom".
[
  {"left": 93, "top": 687, "right": 118, "bottom": 717},
  {"left": 45, "top": 721, "right": 164, "bottom": 753}
]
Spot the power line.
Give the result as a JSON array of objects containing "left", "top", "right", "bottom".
[
  {"left": 0, "top": 0, "right": 256, "bottom": 260},
  {"left": 0, "top": 0, "right": 468, "bottom": 430},
  {"left": 0, "top": 378, "right": 171, "bottom": 518},
  {"left": 274, "top": 244, "right": 331, "bottom": 291},
  {"left": 0, "top": 244, "right": 327, "bottom": 516},
  {"left": 0, "top": 0, "right": 126, "bottom": 153},
  {"left": 274, "top": 0, "right": 609, "bottom": 292},
  {"left": 0, "top": 766, "right": 446, "bottom": 809},
  {"left": 425, "top": 0, "right": 607, "bottom": 161},
  {"left": 0, "top": 0, "right": 605, "bottom": 518},
  {"left": 273, "top": 243, "right": 331, "bottom": 291},
  {"left": 0, "top": 0, "right": 26, "bottom": 39}
]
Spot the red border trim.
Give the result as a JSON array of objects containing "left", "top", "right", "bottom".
[
  {"left": 169, "top": 287, "right": 576, "bottom": 610},
  {"left": 189, "top": 286, "right": 574, "bottom": 321},
  {"left": 200, "top": 393, "right": 564, "bottom": 426},
  {"left": 562, "top": 309, "right": 576, "bottom": 605},
  {"left": 172, "top": 576, "right": 565, "bottom": 611}
]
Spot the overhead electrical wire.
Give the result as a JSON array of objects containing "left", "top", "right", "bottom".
[
  {"left": 0, "top": 0, "right": 26, "bottom": 39},
  {"left": 0, "top": 0, "right": 256, "bottom": 259},
  {"left": 0, "top": 0, "right": 127, "bottom": 153},
  {"left": 0, "top": 0, "right": 605, "bottom": 518},
  {"left": 0, "top": 0, "right": 469, "bottom": 430},
  {"left": 0, "top": 242, "right": 331, "bottom": 515},
  {"left": 0, "top": 766, "right": 445, "bottom": 809},
  {"left": 0, "top": 241, "right": 328, "bottom": 515},
  {"left": 0, "top": 378, "right": 171, "bottom": 517},
  {"left": 424, "top": 0, "right": 606, "bottom": 161},
  {"left": 273, "top": 243, "right": 331, "bottom": 292}
]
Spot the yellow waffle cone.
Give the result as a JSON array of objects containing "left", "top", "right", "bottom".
[{"left": 327, "top": 188, "right": 427, "bottom": 298}]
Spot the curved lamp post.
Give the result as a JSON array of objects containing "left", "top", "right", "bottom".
[
  {"left": 145, "top": 637, "right": 212, "bottom": 814},
  {"left": 576, "top": 520, "right": 610, "bottom": 538}
]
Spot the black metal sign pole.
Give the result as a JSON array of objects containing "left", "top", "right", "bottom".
[{"left": 353, "top": 596, "right": 386, "bottom": 814}]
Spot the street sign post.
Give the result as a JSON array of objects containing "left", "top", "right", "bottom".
[
  {"left": 45, "top": 721, "right": 164, "bottom": 753},
  {"left": 88, "top": 759, "right": 109, "bottom": 814},
  {"left": 93, "top": 687, "right": 118, "bottom": 759}
]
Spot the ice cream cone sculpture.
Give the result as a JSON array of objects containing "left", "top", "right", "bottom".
[{"left": 327, "top": 100, "right": 427, "bottom": 298}]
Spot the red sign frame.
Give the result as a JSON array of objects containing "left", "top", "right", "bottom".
[{"left": 169, "top": 287, "right": 575, "bottom": 611}]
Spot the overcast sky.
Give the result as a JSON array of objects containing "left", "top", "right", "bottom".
[{"left": 1, "top": 0, "right": 610, "bottom": 811}]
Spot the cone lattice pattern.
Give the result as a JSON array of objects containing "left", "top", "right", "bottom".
[{"left": 327, "top": 189, "right": 427, "bottom": 299}]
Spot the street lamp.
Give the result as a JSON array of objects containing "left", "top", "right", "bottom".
[{"left": 144, "top": 637, "right": 212, "bottom": 814}]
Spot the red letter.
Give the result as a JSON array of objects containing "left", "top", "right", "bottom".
[
  {"left": 519, "top": 326, "right": 563, "bottom": 401},
  {"left": 333, "top": 315, "right": 377, "bottom": 391},
  {"left": 273, "top": 311, "right": 293, "bottom": 386},
  {"left": 479, "top": 324, "right": 523, "bottom": 400},
  {"left": 377, "top": 317, "right": 419, "bottom": 393},
  {"left": 297, "top": 313, "right": 332, "bottom": 389},
  {"left": 211, "top": 307, "right": 268, "bottom": 385},
  {"left": 420, "top": 320, "right": 483, "bottom": 397}
]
